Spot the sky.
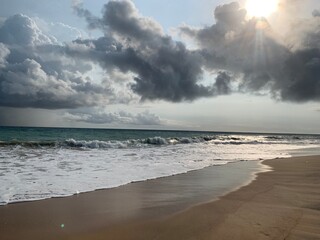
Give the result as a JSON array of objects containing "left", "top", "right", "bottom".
[{"left": 0, "top": 0, "right": 319, "bottom": 133}]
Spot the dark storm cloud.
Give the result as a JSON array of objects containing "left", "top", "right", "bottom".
[
  {"left": 72, "top": 0, "right": 232, "bottom": 102},
  {"left": 179, "top": 1, "right": 320, "bottom": 102},
  {"left": 303, "top": 11, "right": 320, "bottom": 49},
  {"left": 213, "top": 72, "right": 232, "bottom": 95},
  {"left": 66, "top": 109, "right": 162, "bottom": 125},
  {"left": 100, "top": 0, "right": 163, "bottom": 44},
  {"left": 280, "top": 48, "right": 320, "bottom": 102}
]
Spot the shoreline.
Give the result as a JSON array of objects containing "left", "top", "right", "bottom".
[
  {"left": 0, "top": 159, "right": 266, "bottom": 207},
  {"left": 0, "top": 160, "right": 263, "bottom": 240},
  {"left": 1, "top": 156, "right": 320, "bottom": 239}
]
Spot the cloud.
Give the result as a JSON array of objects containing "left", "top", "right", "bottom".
[
  {"left": 0, "top": 14, "right": 123, "bottom": 109},
  {"left": 213, "top": 71, "right": 232, "bottom": 95},
  {"left": 72, "top": 0, "right": 102, "bottom": 30},
  {"left": 180, "top": 2, "right": 247, "bottom": 54},
  {"left": 280, "top": 49, "right": 320, "bottom": 102},
  {"left": 0, "top": 58, "right": 116, "bottom": 109},
  {"left": 74, "top": 0, "right": 319, "bottom": 103},
  {"left": 179, "top": 1, "right": 320, "bottom": 102},
  {"left": 66, "top": 109, "right": 163, "bottom": 125},
  {"left": 101, "top": 0, "right": 164, "bottom": 43},
  {"left": 72, "top": 0, "right": 230, "bottom": 102},
  {"left": 0, "top": 6, "right": 232, "bottom": 109},
  {"left": 0, "top": 14, "right": 56, "bottom": 46},
  {"left": 180, "top": 3, "right": 290, "bottom": 72},
  {"left": 0, "top": 0, "right": 319, "bottom": 112},
  {"left": 34, "top": 17, "right": 88, "bottom": 43}
]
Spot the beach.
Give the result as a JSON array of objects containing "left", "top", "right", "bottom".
[
  {"left": 0, "top": 155, "right": 319, "bottom": 240},
  {"left": 1, "top": 0, "right": 319, "bottom": 238}
]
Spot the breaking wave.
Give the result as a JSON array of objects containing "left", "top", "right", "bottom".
[{"left": 1, "top": 134, "right": 319, "bottom": 149}]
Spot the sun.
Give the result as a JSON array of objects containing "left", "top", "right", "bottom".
[{"left": 246, "top": 0, "right": 279, "bottom": 17}]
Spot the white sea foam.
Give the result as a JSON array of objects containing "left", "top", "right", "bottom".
[{"left": 0, "top": 137, "right": 319, "bottom": 205}]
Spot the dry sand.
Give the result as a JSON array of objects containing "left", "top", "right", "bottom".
[{"left": 1, "top": 155, "right": 320, "bottom": 240}]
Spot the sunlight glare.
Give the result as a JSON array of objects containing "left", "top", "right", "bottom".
[{"left": 246, "top": 0, "right": 279, "bottom": 17}]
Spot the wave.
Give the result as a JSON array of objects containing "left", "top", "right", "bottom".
[
  {"left": 63, "top": 136, "right": 264, "bottom": 149},
  {"left": 1, "top": 134, "right": 317, "bottom": 149},
  {"left": 264, "top": 135, "right": 302, "bottom": 140}
]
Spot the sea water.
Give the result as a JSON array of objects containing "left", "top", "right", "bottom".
[{"left": 1, "top": 126, "right": 320, "bottom": 205}]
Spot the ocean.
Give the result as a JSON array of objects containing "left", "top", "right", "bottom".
[{"left": 1, "top": 126, "right": 320, "bottom": 205}]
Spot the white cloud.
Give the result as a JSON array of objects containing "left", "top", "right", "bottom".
[
  {"left": 0, "top": 14, "right": 56, "bottom": 46},
  {"left": 34, "top": 17, "right": 89, "bottom": 43}
]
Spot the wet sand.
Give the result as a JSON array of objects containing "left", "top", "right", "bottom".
[{"left": 1, "top": 156, "right": 320, "bottom": 239}]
